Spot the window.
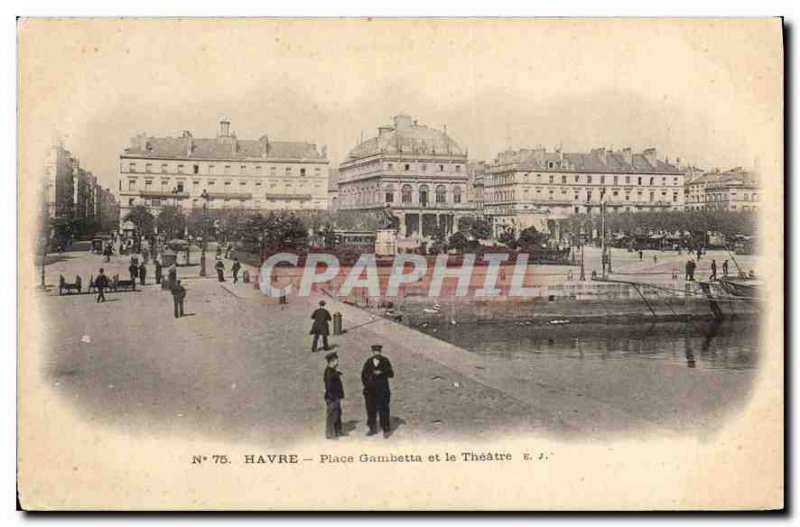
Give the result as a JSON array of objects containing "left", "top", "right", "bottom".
[
  {"left": 300, "top": 168, "right": 306, "bottom": 177},
  {"left": 177, "top": 164, "right": 184, "bottom": 174},
  {"left": 600, "top": 176, "right": 605, "bottom": 184},
  {"left": 207, "top": 165, "right": 215, "bottom": 174},
  {"left": 419, "top": 185, "right": 429, "bottom": 205},
  {"left": 385, "top": 191, "right": 394, "bottom": 203},
  {"left": 193, "top": 164, "right": 199, "bottom": 174},
  {"left": 455, "top": 165, "right": 461, "bottom": 173},
  {"left": 128, "top": 198, "right": 134, "bottom": 206},
  {"left": 439, "top": 165, "right": 444, "bottom": 172},
  {"left": 673, "top": 193, "right": 678, "bottom": 203},
  {"left": 193, "top": 181, "right": 199, "bottom": 192},
  {"left": 224, "top": 165, "right": 231, "bottom": 175},
  {"left": 574, "top": 175, "right": 579, "bottom": 183},
  {"left": 422, "top": 164, "right": 427, "bottom": 172},
  {"left": 127, "top": 180, "right": 136, "bottom": 190},
  {"left": 453, "top": 186, "right": 462, "bottom": 204},
  {"left": 549, "top": 175, "right": 554, "bottom": 184},
  {"left": 405, "top": 164, "right": 411, "bottom": 171},
  {"left": 587, "top": 175, "right": 592, "bottom": 184},
  {"left": 662, "top": 177, "right": 666, "bottom": 185},
  {"left": 401, "top": 185, "right": 412, "bottom": 203},
  {"left": 285, "top": 167, "right": 291, "bottom": 175},
  {"left": 176, "top": 183, "right": 184, "bottom": 193},
  {"left": 145, "top": 163, "right": 152, "bottom": 173},
  {"left": 129, "top": 162, "right": 137, "bottom": 172},
  {"left": 649, "top": 177, "right": 654, "bottom": 185},
  {"left": 387, "top": 163, "right": 394, "bottom": 170},
  {"left": 562, "top": 175, "right": 567, "bottom": 184},
  {"left": 255, "top": 181, "right": 262, "bottom": 187},
  {"left": 160, "top": 163, "right": 167, "bottom": 173},
  {"left": 649, "top": 191, "right": 654, "bottom": 202},
  {"left": 613, "top": 176, "right": 618, "bottom": 185},
  {"left": 638, "top": 177, "right": 642, "bottom": 185},
  {"left": 145, "top": 180, "right": 152, "bottom": 187},
  {"left": 435, "top": 185, "right": 446, "bottom": 203}
]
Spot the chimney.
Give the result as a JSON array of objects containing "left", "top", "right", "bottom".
[
  {"left": 621, "top": 147, "right": 633, "bottom": 166},
  {"left": 643, "top": 148, "right": 657, "bottom": 166},
  {"left": 218, "top": 119, "right": 231, "bottom": 137}
]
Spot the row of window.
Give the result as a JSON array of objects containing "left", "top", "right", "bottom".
[
  {"left": 490, "top": 189, "right": 680, "bottom": 203},
  {"left": 488, "top": 173, "right": 681, "bottom": 186},
  {"left": 127, "top": 197, "right": 326, "bottom": 208},
  {"left": 342, "top": 161, "right": 465, "bottom": 179},
  {"left": 342, "top": 184, "right": 464, "bottom": 206},
  {"left": 125, "top": 161, "right": 323, "bottom": 177},
  {"left": 127, "top": 179, "right": 323, "bottom": 192}
]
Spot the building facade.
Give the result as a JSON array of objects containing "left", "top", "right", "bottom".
[
  {"left": 337, "top": 114, "right": 474, "bottom": 238},
  {"left": 484, "top": 146, "right": 685, "bottom": 236},
  {"left": 684, "top": 167, "right": 759, "bottom": 212},
  {"left": 43, "top": 144, "right": 77, "bottom": 220},
  {"left": 118, "top": 120, "right": 330, "bottom": 222}
]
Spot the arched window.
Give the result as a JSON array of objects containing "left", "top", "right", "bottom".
[
  {"left": 384, "top": 184, "right": 395, "bottom": 203},
  {"left": 419, "top": 184, "right": 429, "bottom": 205},
  {"left": 453, "top": 186, "right": 462, "bottom": 204},
  {"left": 401, "top": 184, "right": 413, "bottom": 203},
  {"left": 435, "top": 185, "right": 446, "bottom": 203}
]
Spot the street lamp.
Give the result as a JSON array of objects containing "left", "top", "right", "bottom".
[{"left": 199, "top": 189, "right": 209, "bottom": 277}]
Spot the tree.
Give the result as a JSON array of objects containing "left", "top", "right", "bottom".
[
  {"left": 457, "top": 214, "right": 492, "bottom": 241},
  {"left": 497, "top": 226, "right": 517, "bottom": 248},
  {"left": 517, "top": 226, "right": 548, "bottom": 251},
  {"left": 448, "top": 231, "right": 469, "bottom": 253},
  {"left": 155, "top": 205, "right": 186, "bottom": 240},
  {"left": 124, "top": 205, "right": 155, "bottom": 237},
  {"left": 322, "top": 223, "right": 337, "bottom": 249}
]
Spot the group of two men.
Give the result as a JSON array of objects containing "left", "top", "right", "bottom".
[{"left": 312, "top": 301, "right": 395, "bottom": 440}]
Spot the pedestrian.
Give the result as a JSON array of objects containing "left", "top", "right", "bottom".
[
  {"left": 138, "top": 261, "right": 147, "bottom": 285},
  {"left": 685, "top": 259, "right": 696, "bottom": 281},
  {"left": 171, "top": 279, "right": 186, "bottom": 318},
  {"left": 696, "top": 247, "right": 702, "bottom": 260},
  {"left": 232, "top": 258, "right": 241, "bottom": 284},
  {"left": 128, "top": 260, "right": 138, "bottom": 285},
  {"left": 215, "top": 260, "right": 225, "bottom": 282},
  {"left": 168, "top": 264, "right": 177, "bottom": 290},
  {"left": 638, "top": 250, "right": 643, "bottom": 261},
  {"left": 323, "top": 351, "right": 345, "bottom": 440},
  {"left": 155, "top": 259, "right": 163, "bottom": 286},
  {"left": 722, "top": 260, "right": 729, "bottom": 277},
  {"left": 310, "top": 300, "right": 332, "bottom": 352},
  {"left": 94, "top": 268, "right": 109, "bottom": 303},
  {"left": 710, "top": 259, "right": 717, "bottom": 281},
  {"left": 142, "top": 247, "right": 150, "bottom": 264},
  {"left": 361, "top": 344, "right": 394, "bottom": 438},
  {"left": 653, "top": 253, "right": 658, "bottom": 264}
]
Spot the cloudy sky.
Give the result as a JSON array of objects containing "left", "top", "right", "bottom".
[{"left": 19, "top": 18, "right": 782, "bottom": 190}]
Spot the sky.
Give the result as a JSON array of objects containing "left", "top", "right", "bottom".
[{"left": 19, "top": 18, "right": 783, "bottom": 190}]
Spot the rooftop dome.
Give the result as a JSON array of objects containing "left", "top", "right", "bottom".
[{"left": 347, "top": 114, "right": 465, "bottom": 160}]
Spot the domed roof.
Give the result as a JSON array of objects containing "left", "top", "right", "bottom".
[{"left": 347, "top": 114, "right": 465, "bottom": 160}]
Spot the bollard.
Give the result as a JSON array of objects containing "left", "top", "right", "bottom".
[
  {"left": 243, "top": 270, "right": 250, "bottom": 283},
  {"left": 333, "top": 312, "right": 343, "bottom": 335}
]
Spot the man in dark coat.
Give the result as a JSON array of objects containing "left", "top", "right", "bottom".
[
  {"left": 722, "top": 259, "right": 729, "bottom": 277},
  {"left": 361, "top": 344, "right": 395, "bottom": 438},
  {"left": 710, "top": 259, "right": 718, "bottom": 281},
  {"left": 215, "top": 260, "right": 225, "bottom": 282},
  {"left": 232, "top": 258, "right": 241, "bottom": 283},
  {"left": 310, "top": 300, "right": 332, "bottom": 352},
  {"left": 138, "top": 261, "right": 147, "bottom": 285},
  {"left": 685, "top": 259, "right": 696, "bottom": 281},
  {"left": 129, "top": 261, "right": 138, "bottom": 284},
  {"left": 154, "top": 259, "right": 163, "bottom": 286},
  {"left": 94, "top": 268, "right": 110, "bottom": 303},
  {"left": 323, "top": 351, "right": 344, "bottom": 439},
  {"left": 171, "top": 280, "right": 186, "bottom": 318}
]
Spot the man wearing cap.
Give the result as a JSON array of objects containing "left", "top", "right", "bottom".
[
  {"left": 323, "top": 351, "right": 344, "bottom": 439},
  {"left": 310, "top": 300, "right": 332, "bottom": 352},
  {"left": 361, "top": 344, "right": 395, "bottom": 438}
]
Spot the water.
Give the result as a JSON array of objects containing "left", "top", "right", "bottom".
[{"left": 414, "top": 318, "right": 759, "bottom": 371}]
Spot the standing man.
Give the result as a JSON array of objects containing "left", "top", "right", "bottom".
[
  {"left": 722, "top": 259, "right": 729, "bottom": 277},
  {"left": 323, "top": 351, "right": 344, "bottom": 440},
  {"left": 710, "top": 259, "right": 718, "bottom": 281},
  {"left": 638, "top": 249, "right": 643, "bottom": 261},
  {"left": 361, "top": 344, "right": 394, "bottom": 438},
  {"left": 310, "top": 300, "right": 332, "bottom": 352},
  {"left": 94, "top": 268, "right": 109, "bottom": 303},
  {"left": 215, "top": 260, "right": 225, "bottom": 282},
  {"left": 128, "top": 259, "right": 138, "bottom": 285},
  {"left": 154, "top": 258, "right": 163, "bottom": 286},
  {"left": 232, "top": 258, "right": 241, "bottom": 284},
  {"left": 138, "top": 261, "right": 147, "bottom": 286},
  {"left": 686, "top": 259, "right": 696, "bottom": 281},
  {"left": 171, "top": 279, "right": 186, "bottom": 318}
]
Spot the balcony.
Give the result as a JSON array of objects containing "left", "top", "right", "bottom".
[
  {"left": 265, "top": 193, "right": 312, "bottom": 201},
  {"left": 139, "top": 190, "right": 190, "bottom": 199}
]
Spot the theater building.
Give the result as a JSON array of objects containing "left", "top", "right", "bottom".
[{"left": 337, "top": 114, "right": 475, "bottom": 239}]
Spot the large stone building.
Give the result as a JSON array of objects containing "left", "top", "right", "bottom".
[
  {"left": 684, "top": 167, "right": 759, "bottom": 212},
  {"left": 43, "top": 144, "right": 77, "bottom": 220},
  {"left": 484, "top": 146, "right": 686, "bottom": 236},
  {"left": 118, "top": 120, "right": 330, "bottom": 222},
  {"left": 337, "top": 114, "right": 474, "bottom": 238}
]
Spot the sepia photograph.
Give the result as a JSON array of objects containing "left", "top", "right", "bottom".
[{"left": 16, "top": 17, "right": 784, "bottom": 510}]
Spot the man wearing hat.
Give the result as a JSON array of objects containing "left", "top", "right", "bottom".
[
  {"left": 310, "top": 300, "right": 332, "bottom": 352},
  {"left": 361, "top": 344, "right": 395, "bottom": 437},
  {"left": 323, "top": 351, "right": 344, "bottom": 439}
]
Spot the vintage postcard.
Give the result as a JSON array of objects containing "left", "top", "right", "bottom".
[{"left": 17, "top": 18, "right": 784, "bottom": 510}]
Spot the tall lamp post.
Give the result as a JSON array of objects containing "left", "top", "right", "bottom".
[{"left": 199, "top": 189, "right": 209, "bottom": 277}]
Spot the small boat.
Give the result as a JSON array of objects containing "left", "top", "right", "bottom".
[{"left": 717, "top": 276, "right": 761, "bottom": 299}]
